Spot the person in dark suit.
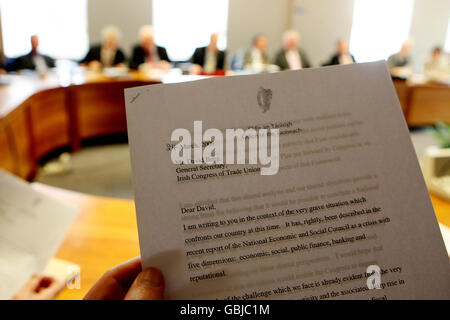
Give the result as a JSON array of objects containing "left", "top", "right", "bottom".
[
  {"left": 130, "top": 25, "right": 171, "bottom": 70},
  {"left": 80, "top": 26, "right": 126, "bottom": 69},
  {"left": 274, "top": 30, "right": 311, "bottom": 70},
  {"left": 190, "top": 33, "right": 226, "bottom": 74},
  {"left": 323, "top": 40, "right": 355, "bottom": 66},
  {"left": 14, "top": 35, "right": 55, "bottom": 73}
]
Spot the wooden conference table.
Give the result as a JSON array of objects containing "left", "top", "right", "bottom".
[
  {"left": 0, "top": 71, "right": 161, "bottom": 182},
  {"left": 32, "top": 183, "right": 450, "bottom": 300},
  {"left": 0, "top": 69, "right": 449, "bottom": 299},
  {"left": 32, "top": 183, "right": 140, "bottom": 300},
  {"left": 393, "top": 79, "right": 450, "bottom": 126}
]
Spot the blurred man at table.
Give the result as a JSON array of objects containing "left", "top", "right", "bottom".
[
  {"left": 424, "top": 46, "right": 449, "bottom": 81},
  {"left": 274, "top": 30, "right": 311, "bottom": 70},
  {"left": 13, "top": 35, "right": 55, "bottom": 74},
  {"left": 190, "top": 33, "right": 226, "bottom": 74},
  {"left": 242, "top": 34, "right": 269, "bottom": 73},
  {"left": 323, "top": 40, "right": 355, "bottom": 66},
  {"left": 387, "top": 39, "right": 413, "bottom": 78},
  {"left": 80, "top": 26, "right": 126, "bottom": 70},
  {"left": 130, "top": 25, "right": 171, "bottom": 70}
]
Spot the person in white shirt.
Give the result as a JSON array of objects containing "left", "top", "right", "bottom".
[
  {"left": 424, "top": 46, "right": 449, "bottom": 81},
  {"left": 243, "top": 34, "right": 269, "bottom": 72},
  {"left": 274, "top": 30, "right": 311, "bottom": 70},
  {"left": 323, "top": 40, "right": 355, "bottom": 66}
]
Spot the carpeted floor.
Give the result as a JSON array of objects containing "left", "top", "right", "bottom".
[{"left": 37, "top": 143, "right": 134, "bottom": 199}]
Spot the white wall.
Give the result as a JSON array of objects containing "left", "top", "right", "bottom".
[
  {"left": 84, "top": 0, "right": 450, "bottom": 70},
  {"left": 291, "top": 0, "right": 355, "bottom": 67},
  {"left": 227, "top": 0, "right": 291, "bottom": 61},
  {"left": 409, "top": 0, "right": 450, "bottom": 73},
  {"left": 289, "top": 0, "right": 450, "bottom": 70}
]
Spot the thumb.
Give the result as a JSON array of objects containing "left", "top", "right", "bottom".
[{"left": 124, "top": 267, "right": 164, "bottom": 300}]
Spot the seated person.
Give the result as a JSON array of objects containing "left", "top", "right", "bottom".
[
  {"left": 13, "top": 35, "right": 55, "bottom": 73},
  {"left": 387, "top": 40, "right": 413, "bottom": 78},
  {"left": 424, "top": 46, "right": 449, "bottom": 80},
  {"left": 130, "top": 25, "right": 171, "bottom": 70},
  {"left": 323, "top": 40, "right": 355, "bottom": 66},
  {"left": 12, "top": 273, "right": 64, "bottom": 300},
  {"left": 230, "top": 48, "right": 246, "bottom": 71},
  {"left": 190, "top": 33, "right": 226, "bottom": 74},
  {"left": 274, "top": 30, "right": 311, "bottom": 70},
  {"left": 80, "top": 26, "right": 126, "bottom": 70},
  {"left": 243, "top": 34, "right": 269, "bottom": 72}
]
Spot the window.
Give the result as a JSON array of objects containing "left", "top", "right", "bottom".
[
  {"left": 152, "top": 0, "right": 229, "bottom": 61},
  {"left": 0, "top": 0, "right": 88, "bottom": 60},
  {"left": 349, "top": 0, "right": 415, "bottom": 62}
]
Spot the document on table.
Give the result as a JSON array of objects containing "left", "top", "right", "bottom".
[
  {"left": 125, "top": 61, "right": 450, "bottom": 299},
  {"left": 0, "top": 170, "right": 77, "bottom": 299}
]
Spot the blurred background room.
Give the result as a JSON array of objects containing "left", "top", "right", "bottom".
[{"left": 1, "top": 0, "right": 449, "bottom": 198}]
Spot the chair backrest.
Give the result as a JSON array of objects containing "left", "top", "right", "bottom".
[{"left": 5, "top": 58, "right": 17, "bottom": 72}]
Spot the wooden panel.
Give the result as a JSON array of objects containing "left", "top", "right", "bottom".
[
  {"left": 393, "top": 79, "right": 410, "bottom": 116},
  {"left": 7, "top": 107, "right": 36, "bottom": 180},
  {"left": 0, "top": 119, "right": 16, "bottom": 174},
  {"left": 0, "top": 74, "right": 160, "bottom": 180},
  {"left": 73, "top": 82, "right": 135, "bottom": 140},
  {"left": 29, "top": 88, "right": 71, "bottom": 159},
  {"left": 407, "top": 86, "right": 450, "bottom": 126},
  {"left": 0, "top": 77, "right": 159, "bottom": 181}
]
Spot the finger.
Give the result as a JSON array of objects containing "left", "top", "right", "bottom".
[
  {"left": 36, "top": 278, "right": 65, "bottom": 300},
  {"left": 24, "top": 274, "right": 43, "bottom": 293},
  {"left": 124, "top": 267, "right": 164, "bottom": 300},
  {"left": 84, "top": 257, "right": 142, "bottom": 300}
]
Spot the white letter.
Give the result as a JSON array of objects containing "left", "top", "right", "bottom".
[
  {"left": 225, "top": 128, "right": 258, "bottom": 164},
  {"left": 193, "top": 120, "right": 203, "bottom": 164},
  {"left": 366, "top": 265, "right": 381, "bottom": 289},
  {"left": 203, "top": 129, "right": 224, "bottom": 164},
  {"left": 259, "top": 129, "right": 279, "bottom": 175},
  {"left": 171, "top": 128, "right": 191, "bottom": 164},
  {"left": 66, "top": 265, "right": 81, "bottom": 290}
]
